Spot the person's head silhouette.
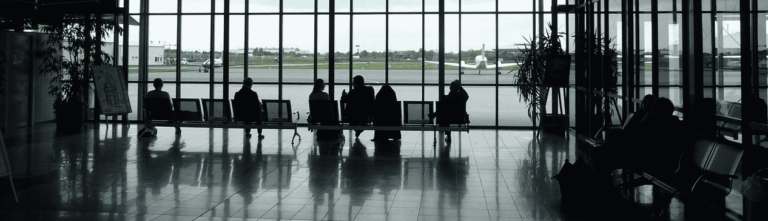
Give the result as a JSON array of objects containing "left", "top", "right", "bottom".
[
  {"left": 153, "top": 78, "right": 164, "bottom": 91},
  {"left": 243, "top": 77, "right": 253, "bottom": 90}
]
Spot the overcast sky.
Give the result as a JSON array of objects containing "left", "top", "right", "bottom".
[{"left": 125, "top": 0, "right": 574, "bottom": 54}]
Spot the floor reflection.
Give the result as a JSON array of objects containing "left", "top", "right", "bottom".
[{"left": 0, "top": 124, "right": 734, "bottom": 220}]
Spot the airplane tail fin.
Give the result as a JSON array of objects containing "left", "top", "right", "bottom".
[{"left": 481, "top": 44, "right": 485, "bottom": 58}]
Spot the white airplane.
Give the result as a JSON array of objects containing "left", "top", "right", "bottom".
[
  {"left": 199, "top": 53, "right": 224, "bottom": 72},
  {"left": 425, "top": 44, "right": 518, "bottom": 75}
]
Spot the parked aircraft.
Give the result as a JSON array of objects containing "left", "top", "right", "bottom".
[
  {"left": 425, "top": 44, "right": 518, "bottom": 75},
  {"left": 199, "top": 53, "right": 224, "bottom": 72}
]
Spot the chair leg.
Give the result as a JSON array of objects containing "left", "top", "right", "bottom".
[{"left": 292, "top": 126, "right": 301, "bottom": 144}]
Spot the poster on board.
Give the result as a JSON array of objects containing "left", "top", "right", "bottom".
[{"left": 93, "top": 66, "right": 132, "bottom": 115}]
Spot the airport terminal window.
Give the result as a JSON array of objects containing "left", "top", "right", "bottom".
[{"left": 126, "top": 0, "right": 585, "bottom": 127}]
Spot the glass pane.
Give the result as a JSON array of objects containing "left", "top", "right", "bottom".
[
  {"left": 282, "top": 84, "right": 314, "bottom": 123},
  {"left": 500, "top": 0, "right": 533, "bottom": 12},
  {"left": 445, "top": 0, "right": 458, "bottom": 12},
  {"left": 425, "top": 0, "right": 438, "bottom": 12},
  {"left": 637, "top": 0, "right": 652, "bottom": 12},
  {"left": 717, "top": 0, "right": 739, "bottom": 12},
  {"left": 389, "top": 15, "right": 423, "bottom": 84},
  {"left": 445, "top": 14, "right": 459, "bottom": 83},
  {"left": 334, "top": 15, "right": 351, "bottom": 91},
  {"left": 390, "top": 0, "right": 421, "bottom": 12},
  {"left": 248, "top": 15, "right": 279, "bottom": 83},
  {"left": 353, "top": 0, "right": 385, "bottom": 13},
  {"left": 127, "top": 17, "right": 140, "bottom": 81},
  {"left": 658, "top": 13, "right": 683, "bottom": 103},
  {"left": 180, "top": 15, "right": 210, "bottom": 82},
  {"left": 129, "top": 0, "right": 140, "bottom": 14},
  {"left": 715, "top": 13, "right": 741, "bottom": 102},
  {"left": 283, "top": 15, "right": 315, "bottom": 83},
  {"left": 609, "top": 0, "right": 622, "bottom": 12},
  {"left": 336, "top": 0, "right": 350, "bottom": 12},
  {"left": 285, "top": 0, "right": 314, "bottom": 12},
  {"left": 216, "top": 0, "right": 224, "bottom": 13},
  {"left": 183, "top": 0, "right": 212, "bottom": 13},
  {"left": 460, "top": 14, "right": 496, "bottom": 83},
  {"left": 230, "top": 15, "right": 246, "bottom": 83},
  {"left": 318, "top": 15, "right": 330, "bottom": 82},
  {"left": 352, "top": 15, "right": 385, "bottom": 84},
  {"left": 319, "top": 0, "right": 329, "bottom": 12},
  {"left": 150, "top": 0, "right": 178, "bottom": 13},
  {"left": 638, "top": 14, "right": 651, "bottom": 87},
  {"left": 703, "top": 14, "right": 716, "bottom": 99},
  {"left": 149, "top": 15, "right": 178, "bottom": 82},
  {"left": 499, "top": 14, "right": 531, "bottom": 82},
  {"left": 231, "top": 0, "right": 245, "bottom": 13},
  {"left": 463, "top": 86, "right": 495, "bottom": 126},
  {"left": 250, "top": 0, "right": 279, "bottom": 13},
  {"left": 213, "top": 15, "right": 224, "bottom": 83},
  {"left": 425, "top": 14, "right": 439, "bottom": 85},
  {"left": 181, "top": 83, "right": 212, "bottom": 100},
  {"left": 128, "top": 83, "right": 138, "bottom": 120},
  {"left": 499, "top": 86, "right": 533, "bottom": 127}
]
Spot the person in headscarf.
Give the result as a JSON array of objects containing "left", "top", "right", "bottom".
[
  {"left": 372, "top": 85, "right": 401, "bottom": 141},
  {"left": 309, "top": 78, "right": 341, "bottom": 140}
]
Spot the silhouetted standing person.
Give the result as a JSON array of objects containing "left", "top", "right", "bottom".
[
  {"left": 373, "top": 85, "right": 401, "bottom": 141},
  {"left": 234, "top": 77, "right": 264, "bottom": 139},
  {"left": 344, "top": 75, "right": 375, "bottom": 138}
]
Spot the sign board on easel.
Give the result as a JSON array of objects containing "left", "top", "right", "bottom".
[
  {"left": 0, "top": 131, "right": 19, "bottom": 203},
  {"left": 93, "top": 66, "right": 132, "bottom": 116}
]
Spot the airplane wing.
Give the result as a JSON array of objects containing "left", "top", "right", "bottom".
[
  {"left": 484, "top": 63, "right": 518, "bottom": 69},
  {"left": 424, "top": 61, "right": 475, "bottom": 68}
]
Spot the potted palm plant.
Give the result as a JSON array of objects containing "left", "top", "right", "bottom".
[
  {"left": 38, "top": 14, "right": 121, "bottom": 130},
  {"left": 512, "top": 24, "right": 568, "bottom": 130}
]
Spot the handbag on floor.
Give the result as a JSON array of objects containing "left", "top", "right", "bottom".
[{"left": 552, "top": 157, "right": 595, "bottom": 204}]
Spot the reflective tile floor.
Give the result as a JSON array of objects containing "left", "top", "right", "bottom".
[{"left": 0, "top": 124, "right": 744, "bottom": 220}]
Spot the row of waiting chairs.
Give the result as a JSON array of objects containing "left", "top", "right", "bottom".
[{"left": 144, "top": 98, "right": 294, "bottom": 124}]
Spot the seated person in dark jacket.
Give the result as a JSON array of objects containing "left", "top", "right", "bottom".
[
  {"left": 372, "top": 85, "right": 401, "bottom": 141},
  {"left": 623, "top": 94, "right": 657, "bottom": 132},
  {"left": 234, "top": 77, "right": 264, "bottom": 139},
  {"left": 344, "top": 75, "right": 375, "bottom": 138},
  {"left": 433, "top": 80, "right": 469, "bottom": 142},
  {"left": 143, "top": 78, "right": 181, "bottom": 135},
  {"left": 634, "top": 97, "right": 686, "bottom": 178}
]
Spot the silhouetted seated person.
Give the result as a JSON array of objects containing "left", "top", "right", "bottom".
[
  {"left": 431, "top": 80, "right": 469, "bottom": 142},
  {"left": 634, "top": 98, "right": 686, "bottom": 177},
  {"left": 342, "top": 75, "right": 375, "bottom": 138},
  {"left": 309, "top": 78, "right": 341, "bottom": 141},
  {"left": 622, "top": 94, "right": 657, "bottom": 133},
  {"left": 234, "top": 77, "right": 264, "bottom": 139},
  {"left": 372, "top": 85, "right": 401, "bottom": 141},
  {"left": 596, "top": 97, "right": 685, "bottom": 179},
  {"left": 142, "top": 78, "right": 180, "bottom": 135}
]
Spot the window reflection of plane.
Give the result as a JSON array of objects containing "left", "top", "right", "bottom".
[
  {"left": 199, "top": 53, "right": 224, "bottom": 72},
  {"left": 425, "top": 44, "right": 518, "bottom": 75}
]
